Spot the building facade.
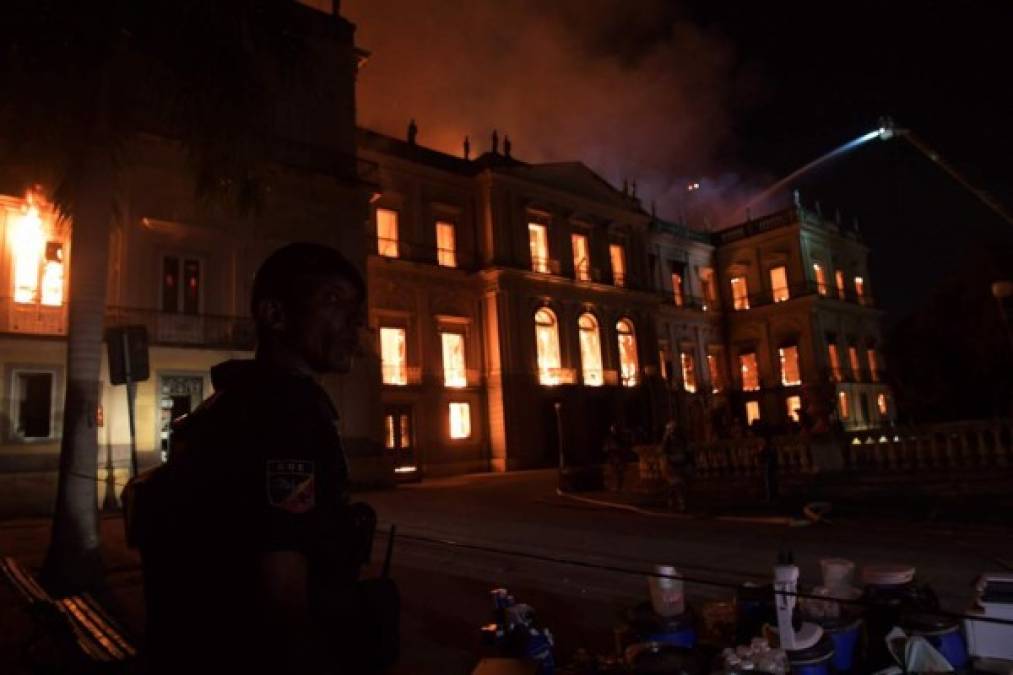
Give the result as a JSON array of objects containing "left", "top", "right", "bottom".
[{"left": 359, "top": 130, "right": 895, "bottom": 479}]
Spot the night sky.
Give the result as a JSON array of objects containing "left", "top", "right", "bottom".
[{"left": 344, "top": 1, "right": 1012, "bottom": 322}]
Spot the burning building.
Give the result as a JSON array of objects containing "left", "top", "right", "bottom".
[
  {"left": 358, "top": 127, "right": 894, "bottom": 478},
  {"left": 0, "top": 1, "right": 894, "bottom": 506}
]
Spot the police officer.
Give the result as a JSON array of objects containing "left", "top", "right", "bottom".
[{"left": 127, "top": 243, "right": 396, "bottom": 674}]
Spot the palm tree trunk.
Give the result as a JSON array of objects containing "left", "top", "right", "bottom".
[{"left": 41, "top": 158, "right": 115, "bottom": 595}]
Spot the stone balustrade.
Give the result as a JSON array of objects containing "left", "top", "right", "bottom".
[
  {"left": 691, "top": 419, "right": 1013, "bottom": 479},
  {"left": 843, "top": 419, "right": 1012, "bottom": 472}
]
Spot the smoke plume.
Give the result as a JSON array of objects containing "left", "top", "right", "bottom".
[{"left": 343, "top": 0, "right": 769, "bottom": 227}]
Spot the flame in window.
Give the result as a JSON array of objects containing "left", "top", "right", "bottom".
[
  {"left": 616, "top": 318, "right": 638, "bottom": 386},
  {"left": 449, "top": 402, "right": 471, "bottom": 439},
  {"left": 779, "top": 346, "right": 801, "bottom": 386},
  {"left": 441, "top": 332, "right": 466, "bottom": 388},
  {"left": 10, "top": 195, "right": 64, "bottom": 307},
  {"left": 535, "top": 308, "right": 562, "bottom": 385},
  {"left": 740, "top": 352, "right": 759, "bottom": 391},
  {"left": 578, "top": 313, "right": 603, "bottom": 386},
  {"left": 680, "top": 352, "right": 697, "bottom": 393}
]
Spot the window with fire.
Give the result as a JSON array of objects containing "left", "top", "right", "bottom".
[
  {"left": 616, "top": 318, "right": 639, "bottom": 386},
  {"left": 9, "top": 200, "right": 65, "bottom": 307}
]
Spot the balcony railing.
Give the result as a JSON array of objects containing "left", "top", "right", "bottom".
[
  {"left": 658, "top": 292, "right": 710, "bottom": 312},
  {"left": 443, "top": 368, "right": 482, "bottom": 388},
  {"left": 370, "top": 234, "right": 477, "bottom": 270},
  {"left": 105, "top": 307, "right": 255, "bottom": 349},
  {"left": 381, "top": 365, "right": 422, "bottom": 386},
  {"left": 2, "top": 297, "right": 67, "bottom": 335},
  {"left": 2, "top": 298, "right": 257, "bottom": 349},
  {"left": 725, "top": 281, "right": 876, "bottom": 312},
  {"left": 693, "top": 419, "right": 1013, "bottom": 479},
  {"left": 537, "top": 367, "right": 577, "bottom": 386}
]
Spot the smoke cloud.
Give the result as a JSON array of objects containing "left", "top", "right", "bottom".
[{"left": 343, "top": 0, "right": 769, "bottom": 227}]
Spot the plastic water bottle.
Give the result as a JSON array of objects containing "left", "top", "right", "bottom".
[{"left": 648, "top": 564, "right": 685, "bottom": 616}]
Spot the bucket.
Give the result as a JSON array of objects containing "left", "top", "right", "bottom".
[
  {"left": 648, "top": 565, "right": 685, "bottom": 617},
  {"left": 902, "top": 612, "right": 969, "bottom": 670},
  {"left": 787, "top": 636, "right": 835, "bottom": 675},
  {"left": 820, "top": 617, "right": 863, "bottom": 673},
  {"left": 820, "top": 558, "right": 856, "bottom": 591}
]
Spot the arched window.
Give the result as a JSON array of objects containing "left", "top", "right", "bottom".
[
  {"left": 534, "top": 308, "right": 562, "bottom": 385},
  {"left": 616, "top": 318, "right": 639, "bottom": 387},
  {"left": 578, "top": 313, "right": 603, "bottom": 386}
]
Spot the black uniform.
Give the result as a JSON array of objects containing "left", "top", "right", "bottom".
[{"left": 128, "top": 359, "right": 371, "bottom": 673}]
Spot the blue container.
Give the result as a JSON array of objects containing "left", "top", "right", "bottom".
[
  {"left": 902, "top": 613, "right": 968, "bottom": 670},
  {"left": 627, "top": 601, "right": 698, "bottom": 649},
  {"left": 788, "top": 637, "right": 835, "bottom": 675},
  {"left": 821, "top": 617, "right": 863, "bottom": 672}
]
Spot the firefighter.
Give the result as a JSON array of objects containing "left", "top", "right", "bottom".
[{"left": 125, "top": 243, "right": 397, "bottom": 674}]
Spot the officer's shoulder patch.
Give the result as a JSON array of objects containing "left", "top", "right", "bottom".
[{"left": 266, "top": 460, "right": 315, "bottom": 514}]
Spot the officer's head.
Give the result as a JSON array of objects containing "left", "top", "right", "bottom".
[{"left": 251, "top": 243, "right": 366, "bottom": 375}]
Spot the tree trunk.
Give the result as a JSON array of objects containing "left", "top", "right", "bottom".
[{"left": 41, "top": 158, "right": 115, "bottom": 596}]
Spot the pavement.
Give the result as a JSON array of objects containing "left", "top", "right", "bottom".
[{"left": 2, "top": 468, "right": 1013, "bottom": 674}]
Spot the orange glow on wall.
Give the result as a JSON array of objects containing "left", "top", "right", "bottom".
[
  {"left": 616, "top": 318, "right": 638, "bottom": 386},
  {"left": 867, "top": 349, "right": 880, "bottom": 382},
  {"left": 838, "top": 390, "right": 850, "bottom": 419},
  {"left": 877, "top": 392, "right": 889, "bottom": 416},
  {"left": 835, "top": 269, "right": 846, "bottom": 298},
  {"left": 739, "top": 352, "right": 759, "bottom": 391},
  {"left": 854, "top": 276, "right": 865, "bottom": 301}
]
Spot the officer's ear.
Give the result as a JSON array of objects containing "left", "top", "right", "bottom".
[{"left": 254, "top": 297, "right": 287, "bottom": 335}]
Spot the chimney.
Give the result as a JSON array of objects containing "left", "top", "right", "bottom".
[
  {"left": 491, "top": 129, "right": 499, "bottom": 155},
  {"left": 504, "top": 135, "right": 512, "bottom": 159},
  {"left": 463, "top": 136, "right": 471, "bottom": 160},
  {"left": 407, "top": 119, "right": 418, "bottom": 146}
]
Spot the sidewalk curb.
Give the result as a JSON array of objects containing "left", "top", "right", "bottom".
[{"left": 554, "top": 489, "right": 811, "bottom": 527}]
